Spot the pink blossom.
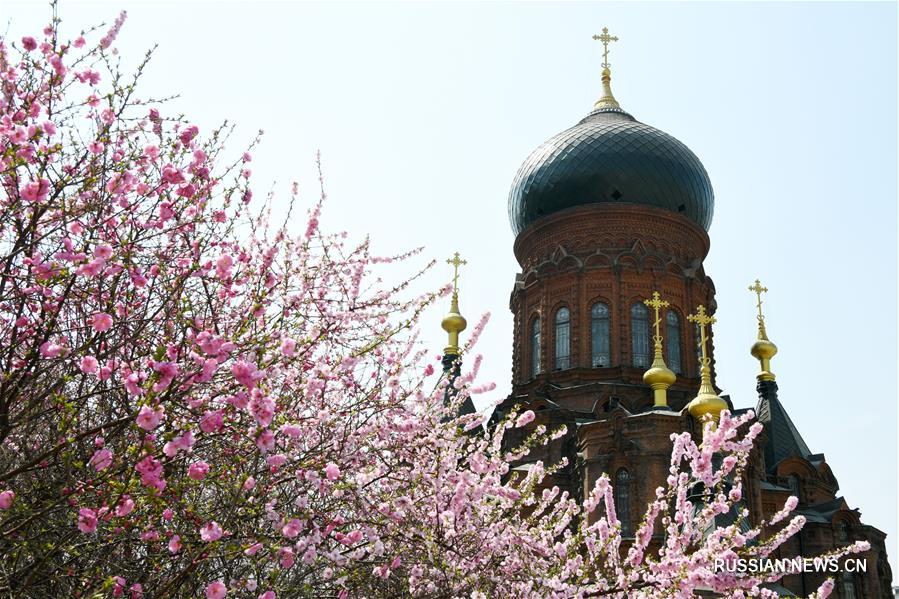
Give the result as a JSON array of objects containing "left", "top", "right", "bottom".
[
  {"left": 0, "top": 490, "right": 14, "bottom": 509},
  {"left": 168, "top": 535, "right": 181, "bottom": 553},
  {"left": 232, "top": 359, "right": 264, "bottom": 389},
  {"left": 281, "top": 518, "right": 302, "bottom": 538},
  {"left": 280, "top": 337, "right": 296, "bottom": 357},
  {"left": 242, "top": 476, "right": 256, "bottom": 491},
  {"left": 179, "top": 124, "right": 199, "bottom": 146},
  {"left": 199, "top": 409, "right": 224, "bottom": 433},
  {"left": 324, "top": 462, "right": 340, "bottom": 481},
  {"left": 215, "top": 254, "right": 233, "bottom": 279},
  {"left": 135, "top": 405, "right": 164, "bottom": 431},
  {"left": 200, "top": 520, "right": 222, "bottom": 542},
  {"left": 205, "top": 581, "right": 227, "bottom": 599},
  {"left": 267, "top": 454, "right": 287, "bottom": 469},
  {"left": 249, "top": 393, "right": 275, "bottom": 427},
  {"left": 255, "top": 429, "right": 275, "bottom": 452},
  {"left": 20, "top": 178, "right": 51, "bottom": 203},
  {"left": 116, "top": 497, "right": 135, "bottom": 517},
  {"left": 77, "top": 508, "right": 98, "bottom": 533},
  {"left": 515, "top": 410, "right": 535, "bottom": 427},
  {"left": 280, "top": 424, "right": 301, "bottom": 437},
  {"left": 80, "top": 356, "right": 99, "bottom": 374},
  {"left": 188, "top": 461, "right": 210, "bottom": 480},
  {"left": 258, "top": 592, "right": 275, "bottom": 599},
  {"left": 21, "top": 36, "right": 37, "bottom": 51},
  {"left": 94, "top": 244, "right": 113, "bottom": 260},
  {"left": 279, "top": 546, "right": 295, "bottom": 568},
  {"left": 135, "top": 455, "right": 166, "bottom": 491},
  {"left": 39, "top": 341, "right": 65, "bottom": 358},
  {"left": 92, "top": 312, "right": 113, "bottom": 332},
  {"left": 89, "top": 448, "right": 113, "bottom": 471}
]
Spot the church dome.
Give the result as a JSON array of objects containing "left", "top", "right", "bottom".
[{"left": 508, "top": 105, "right": 714, "bottom": 236}]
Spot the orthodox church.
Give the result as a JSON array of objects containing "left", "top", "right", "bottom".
[{"left": 440, "top": 29, "right": 892, "bottom": 598}]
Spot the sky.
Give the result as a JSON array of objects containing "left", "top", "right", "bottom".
[{"left": 5, "top": 0, "right": 898, "bottom": 582}]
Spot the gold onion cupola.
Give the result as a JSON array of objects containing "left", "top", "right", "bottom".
[
  {"left": 441, "top": 252, "right": 467, "bottom": 357},
  {"left": 749, "top": 279, "right": 777, "bottom": 381},
  {"left": 685, "top": 305, "right": 727, "bottom": 431},
  {"left": 642, "top": 292, "right": 676, "bottom": 409}
]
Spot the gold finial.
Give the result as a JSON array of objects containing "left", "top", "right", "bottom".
[
  {"left": 685, "top": 305, "right": 727, "bottom": 431},
  {"left": 642, "top": 292, "right": 676, "bottom": 408},
  {"left": 592, "top": 27, "right": 621, "bottom": 110},
  {"left": 749, "top": 279, "right": 777, "bottom": 381},
  {"left": 441, "top": 252, "right": 468, "bottom": 356}
]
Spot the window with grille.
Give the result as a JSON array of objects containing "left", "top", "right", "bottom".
[
  {"left": 666, "top": 311, "right": 682, "bottom": 374},
  {"left": 591, "top": 303, "right": 610, "bottom": 367},
  {"left": 631, "top": 303, "right": 651, "bottom": 368},
  {"left": 555, "top": 307, "right": 570, "bottom": 370}
]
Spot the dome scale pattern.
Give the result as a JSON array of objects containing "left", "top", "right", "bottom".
[{"left": 508, "top": 107, "right": 714, "bottom": 235}]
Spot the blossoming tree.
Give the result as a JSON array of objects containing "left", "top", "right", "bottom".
[{"left": 0, "top": 8, "right": 865, "bottom": 599}]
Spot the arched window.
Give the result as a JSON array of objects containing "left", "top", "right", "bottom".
[
  {"left": 666, "top": 311, "right": 682, "bottom": 374},
  {"left": 836, "top": 520, "right": 849, "bottom": 543},
  {"left": 531, "top": 318, "right": 541, "bottom": 377},
  {"left": 841, "top": 573, "right": 857, "bottom": 599},
  {"left": 554, "top": 307, "right": 570, "bottom": 370},
  {"left": 615, "top": 469, "right": 632, "bottom": 536},
  {"left": 591, "top": 302, "right": 611, "bottom": 367},
  {"left": 788, "top": 474, "right": 801, "bottom": 501},
  {"left": 631, "top": 303, "right": 651, "bottom": 368}
]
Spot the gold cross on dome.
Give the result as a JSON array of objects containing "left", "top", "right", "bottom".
[
  {"left": 644, "top": 291, "right": 669, "bottom": 341},
  {"left": 446, "top": 252, "right": 467, "bottom": 295},
  {"left": 687, "top": 305, "right": 716, "bottom": 365},
  {"left": 592, "top": 27, "right": 619, "bottom": 69},
  {"left": 749, "top": 279, "right": 768, "bottom": 322}
]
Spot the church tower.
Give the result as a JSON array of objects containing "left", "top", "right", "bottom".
[
  {"left": 493, "top": 31, "right": 891, "bottom": 597},
  {"left": 497, "top": 29, "right": 722, "bottom": 505}
]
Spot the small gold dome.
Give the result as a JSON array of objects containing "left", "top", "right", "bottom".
[
  {"left": 750, "top": 338, "right": 778, "bottom": 361},
  {"left": 441, "top": 312, "right": 467, "bottom": 335},
  {"left": 643, "top": 364, "right": 676, "bottom": 388},
  {"left": 686, "top": 392, "right": 728, "bottom": 423}
]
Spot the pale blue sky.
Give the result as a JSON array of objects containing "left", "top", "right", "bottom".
[{"left": 6, "top": 0, "right": 898, "bottom": 580}]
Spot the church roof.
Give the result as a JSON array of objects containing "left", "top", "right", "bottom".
[
  {"left": 796, "top": 496, "right": 850, "bottom": 524},
  {"left": 756, "top": 382, "right": 812, "bottom": 473}
]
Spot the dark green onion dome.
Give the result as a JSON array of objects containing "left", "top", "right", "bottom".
[{"left": 508, "top": 104, "right": 714, "bottom": 236}]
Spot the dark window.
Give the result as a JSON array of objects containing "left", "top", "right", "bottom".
[
  {"left": 788, "top": 474, "right": 801, "bottom": 501},
  {"left": 591, "top": 303, "right": 611, "bottom": 367},
  {"left": 666, "top": 311, "right": 682, "bottom": 374},
  {"left": 631, "top": 303, "right": 651, "bottom": 368},
  {"left": 615, "top": 469, "right": 632, "bottom": 536},
  {"left": 836, "top": 520, "right": 849, "bottom": 543},
  {"left": 554, "top": 307, "right": 570, "bottom": 370},
  {"left": 841, "top": 573, "right": 856, "bottom": 599},
  {"left": 531, "top": 318, "right": 541, "bottom": 377}
]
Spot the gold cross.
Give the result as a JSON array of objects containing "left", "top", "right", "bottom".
[
  {"left": 446, "top": 252, "right": 467, "bottom": 294},
  {"left": 687, "top": 305, "right": 716, "bottom": 365},
  {"left": 643, "top": 291, "right": 669, "bottom": 342},
  {"left": 749, "top": 279, "right": 768, "bottom": 322},
  {"left": 592, "top": 27, "right": 619, "bottom": 69}
]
